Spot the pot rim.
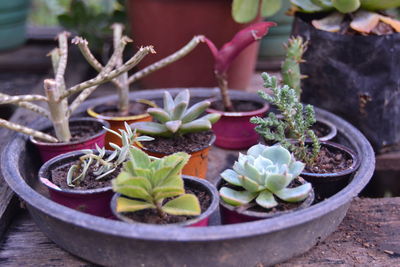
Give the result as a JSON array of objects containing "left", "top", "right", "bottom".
[
  {"left": 87, "top": 100, "right": 151, "bottom": 122},
  {"left": 38, "top": 150, "right": 112, "bottom": 195},
  {"left": 1, "top": 89, "right": 375, "bottom": 242},
  {"left": 29, "top": 117, "right": 109, "bottom": 147},
  {"left": 314, "top": 116, "right": 337, "bottom": 142},
  {"left": 301, "top": 141, "right": 361, "bottom": 178},
  {"left": 218, "top": 177, "right": 315, "bottom": 219},
  {"left": 141, "top": 133, "right": 216, "bottom": 155},
  {"left": 206, "top": 97, "right": 269, "bottom": 117},
  {"left": 110, "top": 175, "right": 219, "bottom": 227}
]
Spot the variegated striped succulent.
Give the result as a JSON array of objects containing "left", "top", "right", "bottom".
[
  {"left": 219, "top": 144, "right": 312, "bottom": 210},
  {"left": 131, "top": 89, "right": 221, "bottom": 137},
  {"left": 66, "top": 122, "right": 154, "bottom": 187}
]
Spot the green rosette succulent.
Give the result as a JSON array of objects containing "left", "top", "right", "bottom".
[
  {"left": 132, "top": 89, "right": 221, "bottom": 138},
  {"left": 112, "top": 147, "right": 201, "bottom": 218},
  {"left": 220, "top": 144, "right": 312, "bottom": 209}
]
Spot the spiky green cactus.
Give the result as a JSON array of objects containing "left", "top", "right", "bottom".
[
  {"left": 250, "top": 73, "right": 320, "bottom": 166},
  {"left": 281, "top": 36, "right": 307, "bottom": 99}
]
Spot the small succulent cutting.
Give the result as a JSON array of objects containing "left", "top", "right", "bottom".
[
  {"left": 250, "top": 73, "right": 320, "bottom": 166},
  {"left": 66, "top": 122, "right": 153, "bottom": 187},
  {"left": 112, "top": 147, "right": 201, "bottom": 218},
  {"left": 220, "top": 144, "right": 312, "bottom": 209},
  {"left": 131, "top": 89, "right": 221, "bottom": 137}
]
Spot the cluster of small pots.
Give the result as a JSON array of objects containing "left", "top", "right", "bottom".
[{"left": 34, "top": 92, "right": 360, "bottom": 228}]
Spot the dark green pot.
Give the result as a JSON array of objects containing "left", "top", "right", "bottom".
[
  {"left": 0, "top": 0, "right": 30, "bottom": 51},
  {"left": 259, "top": 0, "right": 293, "bottom": 59}
]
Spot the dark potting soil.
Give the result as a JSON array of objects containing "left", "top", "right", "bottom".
[
  {"left": 305, "top": 145, "right": 353, "bottom": 174},
  {"left": 51, "top": 160, "right": 120, "bottom": 190},
  {"left": 121, "top": 187, "right": 211, "bottom": 225},
  {"left": 222, "top": 179, "right": 308, "bottom": 213},
  {"left": 143, "top": 131, "right": 213, "bottom": 154},
  {"left": 210, "top": 100, "right": 263, "bottom": 112},
  {"left": 94, "top": 101, "right": 149, "bottom": 117},
  {"left": 43, "top": 121, "right": 103, "bottom": 143}
]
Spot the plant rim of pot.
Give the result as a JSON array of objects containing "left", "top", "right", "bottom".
[
  {"left": 140, "top": 132, "right": 217, "bottom": 155},
  {"left": 218, "top": 177, "right": 315, "bottom": 219},
  {"left": 39, "top": 150, "right": 113, "bottom": 195},
  {"left": 110, "top": 175, "right": 219, "bottom": 227},
  {"left": 302, "top": 141, "right": 361, "bottom": 178},
  {"left": 206, "top": 96, "right": 269, "bottom": 117},
  {"left": 313, "top": 117, "right": 337, "bottom": 142},
  {"left": 30, "top": 117, "right": 110, "bottom": 147},
  {"left": 87, "top": 100, "right": 153, "bottom": 122}
]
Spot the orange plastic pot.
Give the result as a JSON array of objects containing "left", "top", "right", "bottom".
[
  {"left": 141, "top": 135, "right": 216, "bottom": 179},
  {"left": 87, "top": 106, "right": 152, "bottom": 149}
]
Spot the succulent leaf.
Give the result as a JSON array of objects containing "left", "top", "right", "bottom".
[
  {"left": 116, "top": 197, "right": 155, "bottom": 213},
  {"left": 112, "top": 175, "right": 153, "bottom": 201},
  {"left": 163, "top": 91, "right": 175, "bottom": 113},
  {"left": 165, "top": 120, "right": 182, "bottom": 133},
  {"left": 221, "top": 169, "right": 242, "bottom": 187},
  {"left": 288, "top": 161, "right": 305, "bottom": 178},
  {"left": 240, "top": 175, "right": 263, "bottom": 192},
  {"left": 219, "top": 187, "right": 257, "bottom": 206},
  {"left": 247, "top": 143, "right": 267, "bottom": 158},
  {"left": 262, "top": 145, "right": 291, "bottom": 165},
  {"left": 132, "top": 121, "right": 171, "bottom": 137},
  {"left": 332, "top": 0, "right": 360, "bottom": 13},
  {"left": 265, "top": 173, "right": 293, "bottom": 192},
  {"left": 255, "top": 190, "right": 278, "bottom": 208},
  {"left": 261, "top": 0, "right": 283, "bottom": 18},
  {"left": 147, "top": 108, "right": 171, "bottom": 123},
  {"left": 274, "top": 183, "right": 312, "bottom": 202},
  {"left": 179, "top": 119, "right": 211, "bottom": 135},
  {"left": 232, "top": 0, "right": 260, "bottom": 24},
  {"left": 181, "top": 101, "right": 211, "bottom": 123},
  {"left": 161, "top": 194, "right": 201, "bottom": 216}
]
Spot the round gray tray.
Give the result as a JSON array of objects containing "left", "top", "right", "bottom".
[{"left": 1, "top": 88, "right": 375, "bottom": 266}]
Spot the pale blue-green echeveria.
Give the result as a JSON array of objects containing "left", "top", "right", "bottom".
[
  {"left": 219, "top": 144, "right": 312, "bottom": 209},
  {"left": 131, "top": 89, "right": 220, "bottom": 137}
]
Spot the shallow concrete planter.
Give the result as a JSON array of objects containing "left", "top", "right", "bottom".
[
  {"left": 207, "top": 93, "right": 269, "bottom": 149},
  {"left": 39, "top": 150, "right": 114, "bottom": 218},
  {"left": 1, "top": 88, "right": 375, "bottom": 266},
  {"left": 30, "top": 118, "right": 109, "bottom": 162},
  {"left": 218, "top": 177, "right": 315, "bottom": 225},
  {"left": 111, "top": 176, "right": 219, "bottom": 227}
]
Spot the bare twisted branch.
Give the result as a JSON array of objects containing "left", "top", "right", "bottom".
[
  {"left": 0, "top": 93, "right": 50, "bottom": 118},
  {"left": 0, "top": 94, "right": 48, "bottom": 104},
  {"left": 0, "top": 118, "right": 58, "bottom": 143}
]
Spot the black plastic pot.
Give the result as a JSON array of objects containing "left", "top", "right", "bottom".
[
  {"left": 1, "top": 88, "right": 375, "bottom": 266},
  {"left": 292, "top": 13, "right": 400, "bottom": 152},
  {"left": 218, "top": 177, "right": 314, "bottom": 225},
  {"left": 314, "top": 117, "right": 337, "bottom": 142},
  {"left": 301, "top": 141, "right": 361, "bottom": 201},
  {"left": 38, "top": 150, "right": 114, "bottom": 218},
  {"left": 111, "top": 176, "right": 219, "bottom": 227}
]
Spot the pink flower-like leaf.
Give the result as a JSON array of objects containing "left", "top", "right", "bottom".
[{"left": 204, "top": 21, "right": 277, "bottom": 75}]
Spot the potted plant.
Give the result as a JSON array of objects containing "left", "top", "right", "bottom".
[
  {"left": 218, "top": 143, "right": 314, "bottom": 224},
  {"left": 110, "top": 147, "right": 219, "bottom": 227},
  {"left": 131, "top": 89, "right": 220, "bottom": 179},
  {"left": 277, "top": 36, "right": 337, "bottom": 141},
  {"left": 82, "top": 24, "right": 205, "bottom": 148},
  {"left": 0, "top": 31, "right": 155, "bottom": 162},
  {"left": 251, "top": 72, "right": 360, "bottom": 199},
  {"left": 290, "top": 0, "right": 400, "bottom": 151},
  {"left": 38, "top": 123, "right": 154, "bottom": 217},
  {"left": 204, "top": 22, "right": 275, "bottom": 149}
]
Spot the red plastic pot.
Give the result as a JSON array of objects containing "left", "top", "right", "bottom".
[
  {"left": 110, "top": 176, "right": 219, "bottom": 227},
  {"left": 127, "top": 0, "right": 260, "bottom": 89},
  {"left": 207, "top": 98, "right": 269, "bottom": 149},
  {"left": 217, "top": 177, "right": 315, "bottom": 225},
  {"left": 30, "top": 118, "right": 109, "bottom": 162},
  {"left": 301, "top": 141, "right": 360, "bottom": 200},
  {"left": 38, "top": 150, "right": 114, "bottom": 218}
]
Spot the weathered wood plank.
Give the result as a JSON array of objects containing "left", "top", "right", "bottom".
[{"left": 0, "top": 198, "right": 399, "bottom": 266}]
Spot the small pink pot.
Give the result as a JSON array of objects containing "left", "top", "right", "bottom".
[
  {"left": 207, "top": 100, "right": 269, "bottom": 149},
  {"left": 38, "top": 150, "right": 114, "bottom": 218},
  {"left": 30, "top": 118, "right": 109, "bottom": 163},
  {"left": 110, "top": 176, "right": 219, "bottom": 227}
]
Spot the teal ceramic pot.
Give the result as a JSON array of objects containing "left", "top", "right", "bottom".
[
  {"left": 259, "top": 0, "right": 293, "bottom": 59},
  {"left": 0, "top": 0, "right": 30, "bottom": 51}
]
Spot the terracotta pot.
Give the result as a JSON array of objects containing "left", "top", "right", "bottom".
[
  {"left": 110, "top": 175, "right": 219, "bottom": 227},
  {"left": 127, "top": 0, "right": 260, "bottom": 89},
  {"left": 301, "top": 141, "right": 361, "bottom": 200},
  {"left": 87, "top": 103, "right": 152, "bottom": 149},
  {"left": 141, "top": 134, "right": 216, "bottom": 179},
  {"left": 217, "top": 177, "right": 315, "bottom": 225},
  {"left": 38, "top": 150, "right": 114, "bottom": 218},
  {"left": 207, "top": 95, "right": 269, "bottom": 149},
  {"left": 30, "top": 118, "right": 109, "bottom": 162}
]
